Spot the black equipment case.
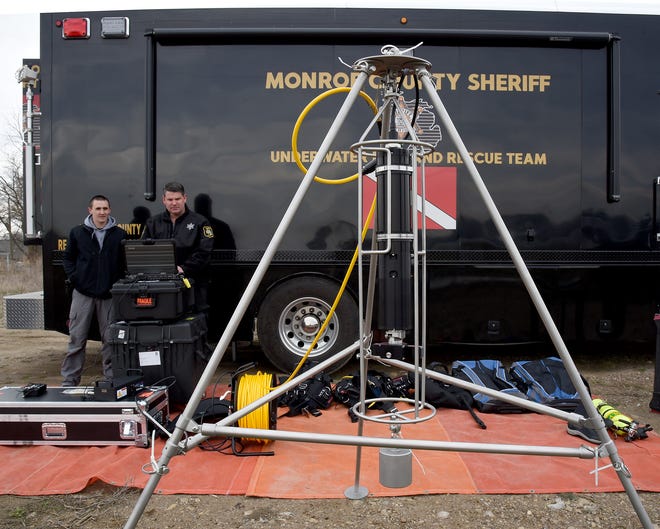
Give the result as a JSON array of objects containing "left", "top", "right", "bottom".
[
  {"left": 0, "top": 385, "right": 169, "bottom": 447},
  {"left": 111, "top": 239, "right": 194, "bottom": 321},
  {"left": 108, "top": 314, "right": 210, "bottom": 404},
  {"left": 110, "top": 278, "right": 194, "bottom": 321}
]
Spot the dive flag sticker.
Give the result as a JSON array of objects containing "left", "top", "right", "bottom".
[{"left": 362, "top": 166, "right": 457, "bottom": 230}]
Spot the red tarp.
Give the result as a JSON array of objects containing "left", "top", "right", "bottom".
[{"left": 1, "top": 405, "right": 658, "bottom": 497}]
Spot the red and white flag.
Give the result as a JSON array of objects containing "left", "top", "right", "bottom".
[{"left": 362, "top": 166, "right": 457, "bottom": 230}]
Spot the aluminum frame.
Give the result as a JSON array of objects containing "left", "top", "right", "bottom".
[{"left": 123, "top": 46, "right": 654, "bottom": 529}]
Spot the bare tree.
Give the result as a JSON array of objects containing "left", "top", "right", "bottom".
[{"left": 0, "top": 110, "right": 29, "bottom": 260}]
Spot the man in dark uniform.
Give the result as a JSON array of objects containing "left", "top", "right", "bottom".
[
  {"left": 142, "top": 182, "right": 214, "bottom": 310},
  {"left": 61, "top": 195, "right": 126, "bottom": 386}
]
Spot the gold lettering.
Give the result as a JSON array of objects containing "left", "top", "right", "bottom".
[
  {"left": 446, "top": 152, "right": 463, "bottom": 164},
  {"left": 506, "top": 152, "right": 548, "bottom": 165},
  {"left": 117, "top": 223, "right": 144, "bottom": 236},
  {"left": 467, "top": 73, "right": 480, "bottom": 91},
  {"left": 266, "top": 70, "right": 465, "bottom": 91},
  {"left": 334, "top": 72, "right": 350, "bottom": 88},
  {"left": 300, "top": 71, "right": 315, "bottom": 88},
  {"left": 267, "top": 71, "right": 550, "bottom": 92},
  {"left": 424, "top": 152, "right": 444, "bottom": 163},
  {"left": 270, "top": 150, "right": 374, "bottom": 165},
  {"left": 284, "top": 72, "right": 301, "bottom": 89},
  {"left": 467, "top": 73, "right": 551, "bottom": 92},
  {"left": 508, "top": 75, "right": 522, "bottom": 91},
  {"left": 446, "top": 73, "right": 461, "bottom": 91},
  {"left": 318, "top": 72, "right": 333, "bottom": 89},
  {"left": 539, "top": 75, "right": 551, "bottom": 92},
  {"left": 265, "top": 71, "right": 283, "bottom": 89},
  {"left": 271, "top": 149, "right": 526, "bottom": 167},
  {"left": 58, "top": 238, "right": 67, "bottom": 251},
  {"left": 270, "top": 151, "right": 293, "bottom": 162},
  {"left": 481, "top": 74, "right": 496, "bottom": 91},
  {"left": 471, "top": 152, "right": 503, "bottom": 165}
]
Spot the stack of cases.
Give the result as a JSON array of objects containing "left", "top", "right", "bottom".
[{"left": 108, "top": 313, "right": 210, "bottom": 404}]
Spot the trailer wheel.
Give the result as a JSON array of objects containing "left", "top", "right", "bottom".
[{"left": 258, "top": 276, "right": 358, "bottom": 373}]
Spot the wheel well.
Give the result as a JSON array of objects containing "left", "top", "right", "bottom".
[
  {"left": 255, "top": 271, "right": 356, "bottom": 317},
  {"left": 254, "top": 271, "right": 360, "bottom": 373}
]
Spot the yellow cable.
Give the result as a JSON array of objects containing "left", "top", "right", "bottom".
[
  {"left": 280, "top": 193, "right": 377, "bottom": 385},
  {"left": 236, "top": 372, "right": 273, "bottom": 443},
  {"left": 277, "top": 86, "right": 378, "bottom": 385},
  {"left": 291, "top": 87, "right": 378, "bottom": 185}
]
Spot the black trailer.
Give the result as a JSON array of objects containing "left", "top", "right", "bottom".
[{"left": 29, "top": 4, "right": 660, "bottom": 371}]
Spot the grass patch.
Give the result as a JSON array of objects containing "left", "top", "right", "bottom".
[{"left": 9, "top": 506, "right": 27, "bottom": 519}]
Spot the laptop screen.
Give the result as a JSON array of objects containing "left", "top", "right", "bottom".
[{"left": 122, "top": 239, "right": 177, "bottom": 275}]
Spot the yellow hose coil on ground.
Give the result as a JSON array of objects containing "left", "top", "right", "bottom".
[{"left": 235, "top": 371, "right": 275, "bottom": 443}]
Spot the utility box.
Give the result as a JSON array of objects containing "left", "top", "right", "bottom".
[{"left": 4, "top": 291, "right": 44, "bottom": 329}]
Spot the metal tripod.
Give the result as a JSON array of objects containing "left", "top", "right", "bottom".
[{"left": 123, "top": 46, "right": 654, "bottom": 529}]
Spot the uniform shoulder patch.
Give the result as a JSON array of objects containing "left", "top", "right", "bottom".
[{"left": 203, "top": 226, "right": 215, "bottom": 238}]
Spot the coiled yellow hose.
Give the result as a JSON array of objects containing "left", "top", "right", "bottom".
[{"left": 235, "top": 371, "right": 274, "bottom": 442}]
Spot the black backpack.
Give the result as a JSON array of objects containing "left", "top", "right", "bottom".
[
  {"left": 410, "top": 363, "right": 486, "bottom": 428},
  {"left": 161, "top": 397, "right": 231, "bottom": 438}
]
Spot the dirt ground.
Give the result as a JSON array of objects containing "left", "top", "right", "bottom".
[{"left": 0, "top": 328, "right": 658, "bottom": 529}]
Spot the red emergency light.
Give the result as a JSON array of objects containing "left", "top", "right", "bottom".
[{"left": 61, "top": 18, "right": 90, "bottom": 39}]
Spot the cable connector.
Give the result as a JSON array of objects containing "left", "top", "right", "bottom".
[{"left": 178, "top": 273, "right": 191, "bottom": 288}]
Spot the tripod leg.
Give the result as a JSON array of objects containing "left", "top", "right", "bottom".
[
  {"left": 417, "top": 67, "right": 654, "bottom": 529},
  {"left": 346, "top": 204, "right": 380, "bottom": 499},
  {"left": 123, "top": 69, "right": 371, "bottom": 529}
]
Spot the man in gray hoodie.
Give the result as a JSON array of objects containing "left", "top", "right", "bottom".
[{"left": 61, "top": 195, "right": 126, "bottom": 386}]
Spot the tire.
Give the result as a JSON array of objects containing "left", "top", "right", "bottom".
[{"left": 258, "top": 276, "right": 359, "bottom": 374}]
